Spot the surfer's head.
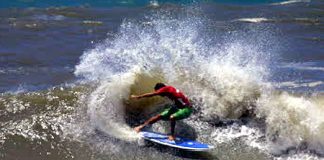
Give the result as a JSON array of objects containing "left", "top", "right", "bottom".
[{"left": 154, "top": 83, "right": 166, "bottom": 91}]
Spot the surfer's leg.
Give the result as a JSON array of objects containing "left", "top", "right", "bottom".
[
  {"left": 167, "top": 107, "right": 192, "bottom": 140},
  {"left": 159, "top": 105, "right": 177, "bottom": 120},
  {"left": 171, "top": 107, "right": 192, "bottom": 120},
  {"left": 134, "top": 114, "right": 162, "bottom": 132},
  {"left": 169, "top": 116, "right": 176, "bottom": 141},
  {"left": 147, "top": 114, "right": 162, "bottom": 125}
]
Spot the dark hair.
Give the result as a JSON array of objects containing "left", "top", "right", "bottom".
[{"left": 154, "top": 83, "right": 166, "bottom": 90}]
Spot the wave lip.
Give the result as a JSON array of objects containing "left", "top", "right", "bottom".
[
  {"left": 277, "top": 81, "right": 324, "bottom": 88},
  {"left": 271, "top": 0, "right": 310, "bottom": 5},
  {"left": 235, "top": 18, "right": 273, "bottom": 23},
  {"left": 280, "top": 62, "right": 324, "bottom": 72},
  {"left": 235, "top": 17, "right": 320, "bottom": 25}
]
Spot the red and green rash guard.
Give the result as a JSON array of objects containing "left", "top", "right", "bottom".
[{"left": 155, "top": 86, "right": 191, "bottom": 108}]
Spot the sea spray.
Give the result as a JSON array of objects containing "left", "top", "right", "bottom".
[
  {"left": 256, "top": 92, "right": 324, "bottom": 155},
  {"left": 87, "top": 68, "right": 141, "bottom": 141},
  {"left": 74, "top": 7, "right": 274, "bottom": 141},
  {"left": 74, "top": 9, "right": 208, "bottom": 142},
  {"left": 74, "top": 6, "right": 324, "bottom": 158}
]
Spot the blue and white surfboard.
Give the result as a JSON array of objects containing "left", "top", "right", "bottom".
[{"left": 140, "top": 131, "right": 214, "bottom": 151}]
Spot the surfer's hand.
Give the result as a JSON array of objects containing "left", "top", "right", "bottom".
[{"left": 130, "top": 95, "right": 139, "bottom": 99}]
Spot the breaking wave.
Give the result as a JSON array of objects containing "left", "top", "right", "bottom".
[{"left": 73, "top": 7, "right": 324, "bottom": 159}]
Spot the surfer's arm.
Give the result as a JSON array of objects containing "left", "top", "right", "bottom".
[{"left": 131, "top": 92, "right": 159, "bottom": 99}]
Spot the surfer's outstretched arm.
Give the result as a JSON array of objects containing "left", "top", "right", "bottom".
[{"left": 131, "top": 92, "right": 159, "bottom": 99}]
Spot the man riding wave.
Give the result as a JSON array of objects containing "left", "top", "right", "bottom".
[{"left": 131, "top": 83, "right": 192, "bottom": 141}]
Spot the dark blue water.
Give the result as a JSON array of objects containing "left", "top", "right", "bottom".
[{"left": 1, "top": 0, "right": 323, "bottom": 93}]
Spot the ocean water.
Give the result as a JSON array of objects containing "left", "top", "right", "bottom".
[{"left": 0, "top": 0, "right": 323, "bottom": 160}]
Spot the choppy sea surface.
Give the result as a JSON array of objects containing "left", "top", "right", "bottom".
[{"left": 0, "top": 0, "right": 323, "bottom": 160}]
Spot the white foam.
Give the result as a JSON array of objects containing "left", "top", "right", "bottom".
[
  {"left": 236, "top": 18, "right": 270, "bottom": 23},
  {"left": 149, "top": 0, "right": 159, "bottom": 7},
  {"left": 271, "top": 0, "right": 310, "bottom": 5},
  {"left": 33, "top": 15, "right": 65, "bottom": 21},
  {"left": 256, "top": 92, "right": 324, "bottom": 155},
  {"left": 280, "top": 62, "right": 324, "bottom": 72},
  {"left": 275, "top": 153, "right": 321, "bottom": 160},
  {"left": 87, "top": 68, "right": 141, "bottom": 141},
  {"left": 211, "top": 122, "right": 266, "bottom": 150},
  {"left": 277, "top": 81, "right": 324, "bottom": 88}
]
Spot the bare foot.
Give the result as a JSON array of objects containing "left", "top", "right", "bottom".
[
  {"left": 134, "top": 125, "right": 144, "bottom": 133},
  {"left": 168, "top": 135, "right": 175, "bottom": 141}
]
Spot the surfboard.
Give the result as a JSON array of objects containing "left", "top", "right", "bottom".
[{"left": 140, "top": 131, "right": 214, "bottom": 151}]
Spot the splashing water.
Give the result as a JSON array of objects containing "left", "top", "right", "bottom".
[
  {"left": 75, "top": 8, "right": 272, "bottom": 139},
  {"left": 86, "top": 68, "right": 141, "bottom": 141},
  {"left": 74, "top": 7, "right": 324, "bottom": 159}
]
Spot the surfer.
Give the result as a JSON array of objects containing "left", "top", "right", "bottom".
[{"left": 131, "top": 83, "right": 192, "bottom": 141}]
